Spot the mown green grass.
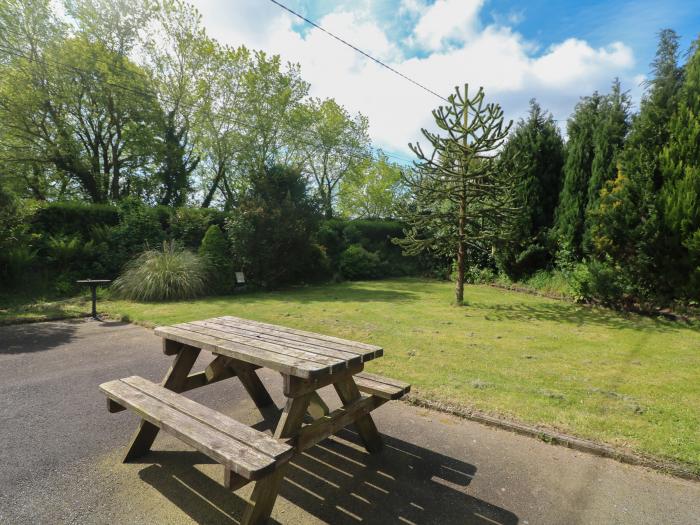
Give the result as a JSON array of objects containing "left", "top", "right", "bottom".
[
  {"left": 0, "top": 292, "right": 91, "bottom": 324},
  {"left": 4, "top": 278, "right": 699, "bottom": 471}
]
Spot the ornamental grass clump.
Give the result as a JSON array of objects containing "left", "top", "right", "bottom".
[{"left": 112, "top": 241, "right": 208, "bottom": 301}]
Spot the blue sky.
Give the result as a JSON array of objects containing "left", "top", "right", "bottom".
[
  {"left": 191, "top": 0, "right": 699, "bottom": 160},
  {"left": 290, "top": 0, "right": 698, "bottom": 65}
]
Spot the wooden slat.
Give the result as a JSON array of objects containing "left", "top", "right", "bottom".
[
  {"left": 153, "top": 326, "right": 326, "bottom": 379},
  {"left": 179, "top": 321, "right": 350, "bottom": 372},
  {"left": 354, "top": 372, "right": 411, "bottom": 400},
  {"left": 282, "top": 363, "right": 364, "bottom": 398},
  {"left": 121, "top": 376, "right": 292, "bottom": 462},
  {"left": 100, "top": 378, "right": 284, "bottom": 479},
  {"left": 295, "top": 395, "right": 385, "bottom": 452},
  {"left": 205, "top": 317, "right": 371, "bottom": 361},
  {"left": 205, "top": 355, "right": 235, "bottom": 382},
  {"left": 218, "top": 316, "right": 383, "bottom": 357},
  {"left": 196, "top": 319, "right": 364, "bottom": 365},
  {"left": 334, "top": 378, "right": 384, "bottom": 453},
  {"left": 227, "top": 359, "right": 275, "bottom": 410}
]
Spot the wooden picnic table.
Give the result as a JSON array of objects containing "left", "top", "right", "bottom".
[{"left": 101, "top": 315, "right": 410, "bottom": 524}]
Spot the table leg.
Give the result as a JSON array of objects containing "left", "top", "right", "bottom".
[
  {"left": 240, "top": 393, "right": 312, "bottom": 525},
  {"left": 122, "top": 344, "right": 201, "bottom": 462},
  {"left": 306, "top": 391, "right": 330, "bottom": 419},
  {"left": 228, "top": 360, "right": 275, "bottom": 410},
  {"left": 333, "top": 377, "right": 383, "bottom": 454}
]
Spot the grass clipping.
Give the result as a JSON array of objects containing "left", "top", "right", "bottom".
[{"left": 112, "top": 241, "right": 208, "bottom": 302}]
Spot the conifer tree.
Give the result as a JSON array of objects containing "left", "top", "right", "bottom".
[
  {"left": 659, "top": 36, "right": 700, "bottom": 294},
  {"left": 398, "top": 84, "right": 516, "bottom": 305},
  {"left": 497, "top": 99, "right": 564, "bottom": 277},
  {"left": 583, "top": 79, "right": 631, "bottom": 252},
  {"left": 624, "top": 29, "right": 683, "bottom": 188},
  {"left": 553, "top": 93, "right": 602, "bottom": 257},
  {"left": 588, "top": 31, "right": 682, "bottom": 302}
]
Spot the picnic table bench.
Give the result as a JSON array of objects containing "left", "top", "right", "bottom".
[{"left": 100, "top": 315, "right": 410, "bottom": 525}]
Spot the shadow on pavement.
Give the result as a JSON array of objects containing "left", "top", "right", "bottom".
[
  {"left": 0, "top": 320, "right": 80, "bottom": 354},
  {"left": 136, "top": 428, "right": 517, "bottom": 525}
]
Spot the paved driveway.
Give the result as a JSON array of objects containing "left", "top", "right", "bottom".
[{"left": 1, "top": 319, "right": 698, "bottom": 524}]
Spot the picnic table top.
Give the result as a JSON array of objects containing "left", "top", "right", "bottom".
[{"left": 154, "top": 316, "right": 383, "bottom": 380}]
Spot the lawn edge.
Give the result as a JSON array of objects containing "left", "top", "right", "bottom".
[
  {"left": 404, "top": 394, "right": 700, "bottom": 482},
  {"left": 0, "top": 312, "right": 90, "bottom": 326}
]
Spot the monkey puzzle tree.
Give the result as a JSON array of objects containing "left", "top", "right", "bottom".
[{"left": 398, "top": 84, "right": 517, "bottom": 305}]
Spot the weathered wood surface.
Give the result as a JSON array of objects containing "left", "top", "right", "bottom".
[
  {"left": 227, "top": 359, "right": 275, "bottom": 409},
  {"left": 334, "top": 377, "right": 384, "bottom": 453},
  {"left": 189, "top": 318, "right": 363, "bottom": 364},
  {"left": 354, "top": 371, "right": 411, "bottom": 400},
  {"left": 154, "top": 325, "right": 323, "bottom": 378},
  {"left": 240, "top": 393, "right": 312, "bottom": 525},
  {"left": 282, "top": 363, "right": 363, "bottom": 397},
  {"left": 108, "top": 315, "right": 412, "bottom": 524},
  {"left": 181, "top": 321, "right": 350, "bottom": 372},
  {"left": 219, "top": 315, "right": 382, "bottom": 356},
  {"left": 123, "top": 344, "right": 201, "bottom": 461},
  {"left": 100, "top": 376, "right": 293, "bottom": 480},
  {"left": 295, "top": 394, "right": 385, "bottom": 452},
  {"left": 154, "top": 316, "right": 382, "bottom": 380}
]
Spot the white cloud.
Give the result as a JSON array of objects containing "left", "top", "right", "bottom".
[
  {"left": 413, "top": 0, "right": 484, "bottom": 50},
  {"left": 189, "top": 0, "right": 637, "bottom": 156}
]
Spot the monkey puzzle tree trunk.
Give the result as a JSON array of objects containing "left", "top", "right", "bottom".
[
  {"left": 395, "top": 83, "right": 519, "bottom": 306},
  {"left": 455, "top": 195, "right": 467, "bottom": 304}
]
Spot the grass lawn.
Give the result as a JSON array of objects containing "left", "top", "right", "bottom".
[
  {"left": 4, "top": 278, "right": 699, "bottom": 472},
  {"left": 0, "top": 293, "right": 91, "bottom": 325}
]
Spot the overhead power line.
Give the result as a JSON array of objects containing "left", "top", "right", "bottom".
[{"left": 267, "top": 0, "right": 448, "bottom": 103}]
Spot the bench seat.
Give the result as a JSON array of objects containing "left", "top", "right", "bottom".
[
  {"left": 100, "top": 376, "right": 293, "bottom": 480},
  {"left": 354, "top": 371, "right": 411, "bottom": 400}
]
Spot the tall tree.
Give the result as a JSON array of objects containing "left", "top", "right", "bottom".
[
  {"left": 554, "top": 93, "right": 602, "bottom": 257},
  {"left": 146, "top": 0, "right": 210, "bottom": 206},
  {"left": 583, "top": 79, "right": 631, "bottom": 251},
  {"left": 497, "top": 99, "right": 564, "bottom": 277},
  {"left": 295, "top": 98, "right": 371, "bottom": 218},
  {"left": 659, "top": 36, "right": 700, "bottom": 295},
  {"left": 0, "top": 35, "right": 159, "bottom": 202},
  {"left": 624, "top": 29, "right": 683, "bottom": 189},
  {"left": 197, "top": 44, "right": 249, "bottom": 208},
  {"left": 587, "top": 31, "right": 682, "bottom": 302},
  {"left": 398, "top": 84, "right": 516, "bottom": 305},
  {"left": 64, "top": 0, "right": 153, "bottom": 56},
  {"left": 338, "top": 152, "right": 406, "bottom": 219},
  {"left": 0, "top": 0, "right": 69, "bottom": 199}
]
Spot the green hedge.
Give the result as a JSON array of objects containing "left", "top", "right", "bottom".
[
  {"left": 3, "top": 201, "right": 229, "bottom": 293},
  {"left": 4, "top": 200, "right": 428, "bottom": 293},
  {"left": 31, "top": 201, "right": 120, "bottom": 237},
  {"left": 318, "top": 218, "right": 421, "bottom": 280}
]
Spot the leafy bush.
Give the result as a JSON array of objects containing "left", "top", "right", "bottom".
[
  {"left": 226, "top": 165, "right": 327, "bottom": 287},
  {"left": 0, "top": 188, "right": 36, "bottom": 285},
  {"left": 462, "top": 264, "right": 497, "bottom": 284},
  {"left": 110, "top": 199, "right": 166, "bottom": 267},
  {"left": 199, "top": 225, "right": 235, "bottom": 293},
  {"left": 111, "top": 241, "right": 208, "bottom": 301},
  {"left": 318, "top": 218, "right": 422, "bottom": 277},
  {"left": 567, "top": 259, "right": 644, "bottom": 307},
  {"left": 169, "top": 207, "right": 227, "bottom": 249},
  {"left": 339, "top": 244, "right": 386, "bottom": 280}
]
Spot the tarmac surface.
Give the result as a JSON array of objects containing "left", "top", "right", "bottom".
[{"left": 1, "top": 318, "right": 698, "bottom": 524}]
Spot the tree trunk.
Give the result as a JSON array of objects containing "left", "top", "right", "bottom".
[
  {"left": 202, "top": 165, "right": 224, "bottom": 208},
  {"left": 455, "top": 196, "right": 466, "bottom": 305},
  {"left": 323, "top": 184, "right": 333, "bottom": 219}
]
